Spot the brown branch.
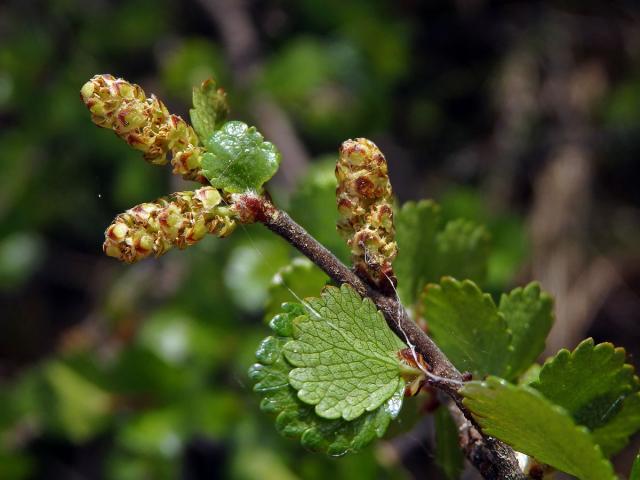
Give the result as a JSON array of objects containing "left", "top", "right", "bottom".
[
  {"left": 446, "top": 399, "right": 527, "bottom": 480},
  {"left": 234, "top": 192, "right": 526, "bottom": 480}
]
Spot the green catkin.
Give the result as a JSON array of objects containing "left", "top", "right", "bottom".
[
  {"left": 336, "top": 138, "right": 397, "bottom": 290},
  {"left": 103, "top": 187, "right": 236, "bottom": 263},
  {"left": 80, "top": 74, "right": 206, "bottom": 183}
]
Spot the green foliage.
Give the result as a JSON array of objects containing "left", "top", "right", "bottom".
[
  {"left": 161, "top": 38, "right": 229, "bottom": 102},
  {"left": 224, "top": 236, "right": 291, "bottom": 313},
  {"left": 603, "top": 77, "right": 640, "bottom": 127},
  {"left": 138, "top": 309, "right": 223, "bottom": 368},
  {"left": 249, "top": 303, "right": 404, "bottom": 455},
  {"left": 462, "top": 377, "right": 616, "bottom": 480},
  {"left": 288, "top": 158, "right": 350, "bottom": 262},
  {"left": 189, "top": 78, "right": 229, "bottom": 141},
  {"left": 201, "top": 121, "right": 281, "bottom": 193},
  {"left": 434, "top": 407, "right": 464, "bottom": 480},
  {"left": 531, "top": 339, "right": 639, "bottom": 430},
  {"left": 283, "top": 284, "right": 407, "bottom": 421},
  {"left": 40, "top": 361, "right": 112, "bottom": 442},
  {"left": 5, "top": 4, "right": 640, "bottom": 476},
  {"left": 438, "top": 186, "right": 529, "bottom": 289},
  {"left": 632, "top": 453, "right": 640, "bottom": 480},
  {"left": 260, "top": 37, "right": 388, "bottom": 141},
  {"left": 422, "top": 277, "right": 511, "bottom": 378},
  {"left": 264, "top": 258, "right": 329, "bottom": 322},
  {"left": 394, "top": 200, "right": 489, "bottom": 304},
  {"left": 517, "top": 363, "right": 542, "bottom": 386},
  {"left": 498, "top": 283, "right": 553, "bottom": 380},
  {"left": 394, "top": 200, "right": 440, "bottom": 304},
  {"left": 0, "top": 232, "right": 44, "bottom": 289},
  {"left": 423, "top": 278, "right": 554, "bottom": 381},
  {"left": 262, "top": 38, "right": 336, "bottom": 106},
  {"left": 116, "top": 407, "right": 185, "bottom": 458},
  {"left": 526, "top": 338, "right": 640, "bottom": 457},
  {"left": 436, "top": 219, "right": 489, "bottom": 284},
  {"left": 107, "top": 345, "right": 198, "bottom": 402},
  {"left": 0, "top": 452, "right": 32, "bottom": 480},
  {"left": 80, "top": 0, "right": 169, "bottom": 53},
  {"left": 592, "top": 393, "right": 640, "bottom": 456}
]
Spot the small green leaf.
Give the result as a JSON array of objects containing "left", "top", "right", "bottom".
[
  {"left": 531, "top": 339, "right": 640, "bottom": 457},
  {"left": 284, "top": 284, "right": 406, "bottom": 421},
  {"left": 201, "top": 121, "right": 281, "bottom": 193},
  {"left": 394, "top": 201, "right": 490, "bottom": 305},
  {"left": 435, "top": 219, "right": 489, "bottom": 285},
  {"left": 631, "top": 452, "right": 640, "bottom": 480},
  {"left": 531, "top": 339, "right": 639, "bottom": 430},
  {"left": 498, "top": 282, "right": 554, "bottom": 380},
  {"left": 264, "top": 258, "right": 329, "bottom": 322},
  {"left": 462, "top": 377, "right": 616, "bottom": 480},
  {"left": 422, "top": 278, "right": 511, "bottom": 377},
  {"left": 592, "top": 392, "right": 640, "bottom": 456},
  {"left": 434, "top": 407, "right": 464, "bottom": 480},
  {"left": 394, "top": 200, "right": 440, "bottom": 304},
  {"left": 189, "top": 78, "right": 229, "bottom": 141},
  {"left": 249, "top": 303, "right": 404, "bottom": 455},
  {"left": 438, "top": 186, "right": 528, "bottom": 288}
]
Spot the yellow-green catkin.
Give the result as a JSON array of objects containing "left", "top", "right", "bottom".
[
  {"left": 80, "top": 74, "right": 206, "bottom": 183},
  {"left": 103, "top": 187, "right": 236, "bottom": 263},
  {"left": 336, "top": 138, "right": 397, "bottom": 290}
]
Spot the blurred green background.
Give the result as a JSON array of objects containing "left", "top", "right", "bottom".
[{"left": 1, "top": 0, "right": 640, "bottom": 478}]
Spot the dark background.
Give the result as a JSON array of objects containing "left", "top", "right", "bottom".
[{"left": 1, "top": 0, "right": 639, "bottom": 478}]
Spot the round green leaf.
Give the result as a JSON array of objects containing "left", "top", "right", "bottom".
[
  {"left": 283, "top": 284, "right": 406, "bottom": 421},
  {"left": 249, "top": 302, "right": 404, "bottom": 455},
  {"left": 201, "top": 121, "right": 281, "bottom": 193}
]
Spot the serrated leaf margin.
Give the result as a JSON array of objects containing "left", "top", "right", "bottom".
[
  {"left": 249, "top": 302, "right": 405, "bottom": 455},
  {"left": 462, "top": 377, "right": 616, "bottom": 480}
]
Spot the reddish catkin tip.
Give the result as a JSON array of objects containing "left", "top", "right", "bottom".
[
  {"left": 229, "top": 192, "right": 278, "bottom": 224},
  {"left": 336, "top": 138, "right": 397, "bottom": 291}
]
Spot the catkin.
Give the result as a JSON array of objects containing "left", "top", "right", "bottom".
[
  {"left": 80, "top": 74, "right": 206, "bottom": 183},
  {"left": 103, "top": 187, "right": 236, "bottom": 263},
  {"left": 336, "top": 138, "right": 397, "bottom": 290}
]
